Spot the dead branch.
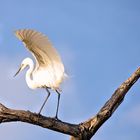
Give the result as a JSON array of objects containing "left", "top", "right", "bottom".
[{"left": 1, "top": 67, "right": 140, "bottom": 140}]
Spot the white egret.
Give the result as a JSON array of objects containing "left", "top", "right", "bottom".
[{"left": 14, "top": 29, "right": 66, "bottom": 119}]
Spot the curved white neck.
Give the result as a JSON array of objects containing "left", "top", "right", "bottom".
[{"left": 25, "top": 58, "right": 36, "bottom": 89}]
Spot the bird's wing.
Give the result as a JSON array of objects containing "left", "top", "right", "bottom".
[{"left": 15, "top": 29, "right": 64, "bottom": 73}]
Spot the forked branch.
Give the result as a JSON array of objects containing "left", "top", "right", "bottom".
[{"left": 0, "top": 67, "right": 140, "bottom": 140}]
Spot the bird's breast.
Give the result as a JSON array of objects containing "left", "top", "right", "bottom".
[{"left": 33, "top": 67, "right": 64, "bottom": 89}]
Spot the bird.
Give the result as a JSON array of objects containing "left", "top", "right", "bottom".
[{"left": 14, "top": 29, "right": 66, "bottom": 119}]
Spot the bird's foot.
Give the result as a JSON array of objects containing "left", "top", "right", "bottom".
[
  {"left": 27, "top": 110, "right": 32, "bottom": 113},
  {"left": 36, "top": 112, "right": 43, "bottom": 117},
  {"left": 52, "top": 115, "right": 61, "bottom": 121}
]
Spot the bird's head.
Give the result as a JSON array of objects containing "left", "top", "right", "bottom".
[{"left": 14, "top": 58, "right": 32, "bottom": 77}]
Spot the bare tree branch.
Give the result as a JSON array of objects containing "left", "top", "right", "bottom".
[
  {"left": 0, "top": 104, "right": 80, "bottom": 137},
  {"left": 1, "top": 67, "right": 140, "bottom": 140}
]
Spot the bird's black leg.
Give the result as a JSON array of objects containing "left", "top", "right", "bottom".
[
  {"left": 38, "top": 88, "right": 50, "bottom": 114},
  {"left": 55, "top": 89, "right": 61, "bottom": 119}
]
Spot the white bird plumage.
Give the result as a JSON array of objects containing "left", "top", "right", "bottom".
[{"left": 14, "top": 29, "right": 66, "bottom": 119}]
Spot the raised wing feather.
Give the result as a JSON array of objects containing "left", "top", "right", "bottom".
[{"left": 15, "top": 29, "right": 64, "bottom": 74}]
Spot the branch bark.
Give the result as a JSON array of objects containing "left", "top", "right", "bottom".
[{"left": 1, "top": 67, "right": 140, "bottom": 140}]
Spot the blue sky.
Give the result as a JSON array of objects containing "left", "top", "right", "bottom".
[{"left": 0, "top": 0, "right": 140, "bottom": 139}]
